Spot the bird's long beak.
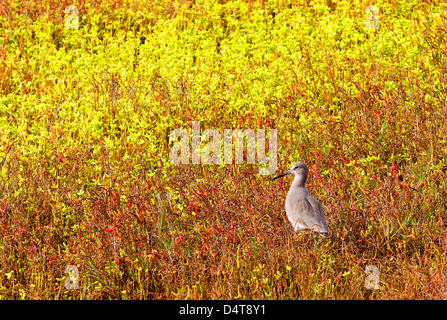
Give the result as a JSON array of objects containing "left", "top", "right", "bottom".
[{"left": 271, "top": 170, "right": 291, "bottom": 181}]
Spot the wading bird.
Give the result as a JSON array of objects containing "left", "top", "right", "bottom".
[{"left": 272, "top": 161, "right": 329, "bottom": 238}]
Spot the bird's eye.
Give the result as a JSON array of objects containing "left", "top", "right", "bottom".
[{"left": 294, "top": 166, "right": 299, "bottom": 170}]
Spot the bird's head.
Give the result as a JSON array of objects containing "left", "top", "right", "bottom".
[{"left": 272, "top": 161, "right": 309, "bottom": 182}]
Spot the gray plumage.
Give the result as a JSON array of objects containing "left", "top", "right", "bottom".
[{"left": 272, "top": 161, "right": 329, "bottom": 238}]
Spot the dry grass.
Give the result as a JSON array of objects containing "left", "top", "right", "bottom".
[{"left": 1, "top": 0, "right": 447, "bottom": 299}]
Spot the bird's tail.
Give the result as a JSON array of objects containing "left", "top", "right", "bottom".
[{"left": 320, "top": 232, "right": 330, "bottom": 238}]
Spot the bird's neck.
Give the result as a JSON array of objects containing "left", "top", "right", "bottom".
[{"left": 292, "top": 175, "right": 307, "bottom": 188}]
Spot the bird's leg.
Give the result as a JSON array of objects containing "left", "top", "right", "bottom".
[{"left": 313, "top": 234, "right": 323, "bottom": 248}]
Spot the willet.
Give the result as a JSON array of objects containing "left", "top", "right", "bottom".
[{"left": 272, "top": 161, "right": 329, "bottom": 238}]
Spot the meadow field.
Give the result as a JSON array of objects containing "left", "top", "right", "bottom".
[{"left": 0, "top": 0, "right": 447, "bottom": 299}]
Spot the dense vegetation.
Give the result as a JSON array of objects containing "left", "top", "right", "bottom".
[{"left": 0, "top": 0, "right": 446, "bottom": 299}]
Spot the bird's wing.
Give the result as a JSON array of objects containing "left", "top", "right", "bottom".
[
  {"left": 306, "top": 195, "right": 329, "bottom": 232},
  {"left": 286, "top": 197, "right": 328, "bottom": 233}
]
